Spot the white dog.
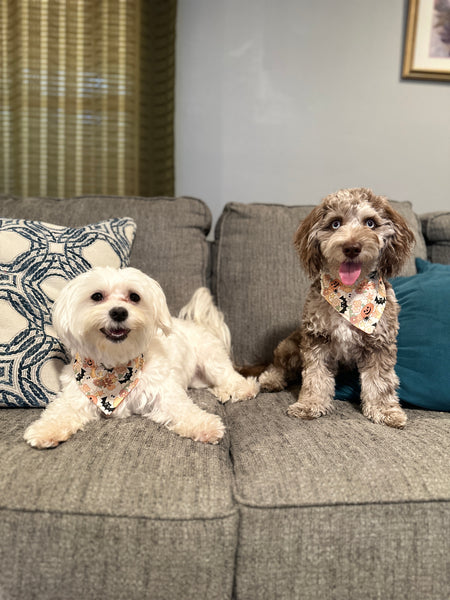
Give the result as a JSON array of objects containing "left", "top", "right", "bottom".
[{"left": 24, "top": 267, "right": 259, "bottom": 448}]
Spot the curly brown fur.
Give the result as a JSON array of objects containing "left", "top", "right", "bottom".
[{"left": 259, "top": 188, "right": 415, "bottom": 428}]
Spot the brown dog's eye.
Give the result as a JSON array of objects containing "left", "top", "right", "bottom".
[
  {"left": 91, "top": 292, "right": 104, "bottom": 302},
  {"left": 331, "top": 219, "right": 341, "bottom": 230},
  {"left": 365, "top": 219, "right": 376, "bottom": 229},
  {"left": 129, "top": 292, "right": 140, "bottom": 303}
]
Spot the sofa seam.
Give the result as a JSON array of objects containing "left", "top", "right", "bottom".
[
  {"left": 231, "top": 496, "right": 450, "bottom": 511},
  {"left": 0, "top": 505, "right": 240, "bottom": 523},
  {"left": 214, "top": 205, "right": 228, "bottom": 308}
]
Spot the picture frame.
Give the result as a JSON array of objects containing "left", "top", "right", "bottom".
[{"left": 403, "top": 0, "right": 450, "bottom": 81}]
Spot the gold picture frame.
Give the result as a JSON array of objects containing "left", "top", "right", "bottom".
[{"left": 403, "top": 0, "right": 450, "bottom": 81}]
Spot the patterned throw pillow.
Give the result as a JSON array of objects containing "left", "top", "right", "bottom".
[{"left": 0, "top": 218, "right": 136, "bottom": 407}]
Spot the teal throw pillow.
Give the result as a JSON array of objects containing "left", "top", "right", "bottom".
[{"left": 392, "top": 258, "right": 450, "bottom": 411}]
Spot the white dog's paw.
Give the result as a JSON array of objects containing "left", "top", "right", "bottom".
[
  {"left": 171, "top": 412, "right": 225, "bottom": 444},
  {"left": 211, "top": 376, "right": 260, "bottom": 403},
  {"left": 192, "top": 413, "right": 226, "bottom": 444},
  {"left": 24, "top": 420, "right": 72, "bottom": 449}
]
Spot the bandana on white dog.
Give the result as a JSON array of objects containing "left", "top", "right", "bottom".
[
  {"left": 320, "top": 272, "right": 386, "bottom": 334},
  {"left": 73, "top": 353, "right": 145, "bottom": 415}
]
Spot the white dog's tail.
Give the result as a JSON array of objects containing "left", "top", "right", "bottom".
[{"left": 178, "top": 287, "right": 231, "bottom": 354}]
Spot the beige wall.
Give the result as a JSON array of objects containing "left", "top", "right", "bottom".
[{"left": 176, "top": 0, "right": 450, "bottom": 227}]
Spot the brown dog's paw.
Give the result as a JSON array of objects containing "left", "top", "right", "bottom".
[
  {"left": 287, "top": 400, "right": 332, "bottom": 420},
  {"left": 363, "top": 403, "right": 407, "bottom": 429}
]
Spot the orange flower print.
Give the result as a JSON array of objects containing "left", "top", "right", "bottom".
[
  {"left": 93, "top": 373, "right": 117, "bottom": 390},
  {"left": 352, "top": 299, "right": 362, "bottom": 314}
]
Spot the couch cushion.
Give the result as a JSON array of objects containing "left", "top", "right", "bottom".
[
  {"left": 0, "top": 195, "right": 211, "bottom": 314},
  {"left": 214, "top": 200, "right": 427, "bottom": 366},
  {"left": 226, "top": 392, "right": 450, "bottom": 599},
  {"left": 0, "top": 390, "right": 237, "bottom": 600},
  {"left": 0, "top": 217, "right": 135, "bottom": 408}
]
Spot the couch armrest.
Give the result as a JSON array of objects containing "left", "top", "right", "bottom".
[{"left": 420, "top": 211, "right": 450, "bottom": 264}]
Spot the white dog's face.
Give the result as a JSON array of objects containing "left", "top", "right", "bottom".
[{"left": 52, "top": 267, "right": 172, "bottom": 367}]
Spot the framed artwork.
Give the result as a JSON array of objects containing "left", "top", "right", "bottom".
[{"left": 403, "top": 0, "right": 450, "bottom": 81}]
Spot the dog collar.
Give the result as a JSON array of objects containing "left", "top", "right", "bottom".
[
  {"left": 320, "top": 272, "right": 386, "bottom": 334},
  {"left": 73, "top": 353, "right": 145, "bottom": 415}
]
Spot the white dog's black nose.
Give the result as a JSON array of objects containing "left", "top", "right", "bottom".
[{"left": 109, "top": 307, "right": 128, "bottom": 323}]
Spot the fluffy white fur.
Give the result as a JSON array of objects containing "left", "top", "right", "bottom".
[{"left": 24, "top": 267, "right": 259, "bottom": 448}]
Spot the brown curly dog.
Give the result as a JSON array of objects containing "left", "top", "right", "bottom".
[{"left": 259, "top": 188, "right": 415, "bottom": 428}]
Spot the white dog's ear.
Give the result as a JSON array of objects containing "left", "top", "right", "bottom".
[
  {"left": 146, "top": 277, "right": 173, "bottom": 336},
  {"left": 51, "top": 277, "right": 78, "bottom": 350}
]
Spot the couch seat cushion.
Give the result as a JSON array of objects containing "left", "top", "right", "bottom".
[
  {"left": 1, "top": 393, "right": 233, "bottom": 519},
  {"left": 226, "top": 392, "right": 450, "bottom": 600},
  {"left": 228, "top": 394, "right": 450, "bottom": 507},
  {"left": 0, "top": 391, "right": 237, "bottom": 600}
]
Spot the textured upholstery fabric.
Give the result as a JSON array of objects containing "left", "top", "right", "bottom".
[
  {"left": 214, "top": 200, "right": 427, "bottom": 366},
  {"left": 226, "top": 393, "right": 450, "bottom": 600},
  {"left": 2, "top": 511, "right": 237, "bottom": 600},
  {"left": 421, "top": 211, "right": 450, "bottom": 264},
  {"left": 422, "top": 211, "right": 450, "bottom": 242},
  {"left": 235, "top": 502, "right": 449, "bottom": 600},
  {"left": 0, "top": 391, "right": 237, "bottom": 600},
  {"left": 214, "top": 203, "right": 313, "bottom": 365},
  {"left": 227, "top": 395, "right": 450, "bottom": 507},
  {"left": 0, "top": 195, "right": 211, "bottom": 314}
]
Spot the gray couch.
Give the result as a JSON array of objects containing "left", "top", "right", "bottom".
[{"left": 1, "top": 195, "right": 449, "bottom": 600}]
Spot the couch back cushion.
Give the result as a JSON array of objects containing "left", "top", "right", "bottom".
[
  {"left": 214, "top": 200, "right": 427, "bottom": 366},
  {"left": 0, "top": 195, "right": 211, "bottom": 314}
]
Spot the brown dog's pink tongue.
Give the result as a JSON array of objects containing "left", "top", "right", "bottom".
[{"left": 339, "top": 262, "right": 362, "bottom": 286}]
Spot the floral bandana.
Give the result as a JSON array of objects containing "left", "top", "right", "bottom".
[
  {"left": 320, "top": 272, "right": 386, "bottom": 335},
  {"left": 73, "top": 353, "right": 145, "bottom": 415}
]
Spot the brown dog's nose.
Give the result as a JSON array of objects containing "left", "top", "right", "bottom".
[{"left": 343, "top": 242, "right": 362, "bottom": 259}]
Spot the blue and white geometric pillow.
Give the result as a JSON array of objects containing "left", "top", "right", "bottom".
[{"left": 0, "top": 218, "right": 136, "bottom": 407}]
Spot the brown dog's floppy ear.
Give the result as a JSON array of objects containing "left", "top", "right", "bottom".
[
  {"left": 377, "top": 200, "right": 415, "bottom": 278},
  {"left": 293, "top": 204, "right": 324, "bottom": 278}
]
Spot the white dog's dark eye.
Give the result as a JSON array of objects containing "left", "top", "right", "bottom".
[
  {"left": 331, "top": 219, "right": 341, "bottom": 230},
  {"left": 366, "top": 219, "right": 376, "bottom": 229},
  {"left": 129, "top": 292, "right": 140, "bottom": 303},
  {"left": 91, "top": 292, "right": 104, "bottom": 302}
]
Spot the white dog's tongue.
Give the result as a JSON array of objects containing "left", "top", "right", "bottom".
[{"left": 339, "top": 262, "right": 362, "bottom": 286}]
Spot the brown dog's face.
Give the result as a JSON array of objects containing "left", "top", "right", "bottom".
[{"left": 294, "top": 188, "right": 415, "bottom": 281}]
